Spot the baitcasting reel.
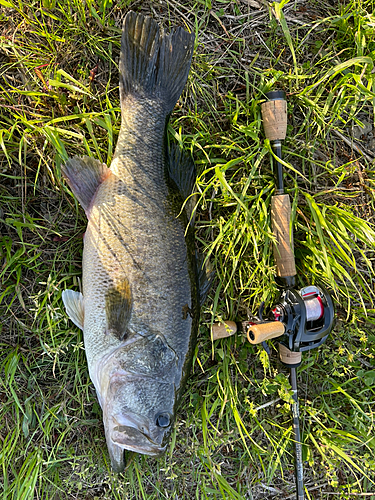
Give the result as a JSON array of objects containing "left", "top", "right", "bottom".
[
  {"left": 213, "top": 285, "right": 335, "bottom": 363},
  {"left": 246, "top": 284, "right": 334, "bottom": 366}
]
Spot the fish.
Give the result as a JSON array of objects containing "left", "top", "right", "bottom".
[{"left": 61, "top": 11, "right": 209, "bottom": 472}]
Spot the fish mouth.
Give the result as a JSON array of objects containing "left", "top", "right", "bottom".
[
  {"left": 105, "top": 418, "right": 168, "bottom": 472},
  {"left": 109, "top": 413, "right": 168, "bottom": 456},
  {"left": 111, "top": 424, "right": 167, "bottom": 456}
]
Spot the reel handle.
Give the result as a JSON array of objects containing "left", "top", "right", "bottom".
[
  {"left": 246, "top": 321, "right": 285, "bottom": 344},
  {"left": 211, "top": 321, "right": 285, "bottom": 344},
  {"left": 211, "top": 321, "right": 237, "bottom": 340}
]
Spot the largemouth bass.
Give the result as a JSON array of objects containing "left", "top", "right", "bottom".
[{"left": 61, "top": 12, "right": 207, "bottom": 472}]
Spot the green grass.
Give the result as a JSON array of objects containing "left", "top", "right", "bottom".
[{"left": 1, "top": 0, "right": 375, "bottom": 498}]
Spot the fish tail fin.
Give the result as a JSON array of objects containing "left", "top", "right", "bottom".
[{"left": 120, "top": 11, "right": 195, "bottom": 113}]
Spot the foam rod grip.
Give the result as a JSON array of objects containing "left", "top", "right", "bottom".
[
  {"left": 246, "top": 322, "right": 285, "bottom": 344},
  {"left": 271, "top": 194, "right": 296, "bottom": 278},
  {"left": 261, "top": 99, "right": 287, "bottom": 141},
  {"left": 211, "top": 321, "right": 237, "bottom": 340}
]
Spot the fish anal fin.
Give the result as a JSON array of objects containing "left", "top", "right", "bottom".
[
  {"left": 198, "top": 254, "right": 214, "bottom": 307},
  {"left": 105, "top": 279, "right": 133, "bottom": 341},
  {"left": 167, "top": 144, "right": 197, "bottom": 223},
  {"left": 62, "top": 289, "right": 85, "bottom": 330},
  {"left": 62, "top": 156, "right": 111, "bottom": 215}
]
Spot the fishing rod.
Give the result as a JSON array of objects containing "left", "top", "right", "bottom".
[{"left": 212, "top": 90, "right": 335, "bottom": 500}]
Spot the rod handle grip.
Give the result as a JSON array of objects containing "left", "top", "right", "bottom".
[
  {"left": 211, "top": 321, "right": 237, "bottom": 340},
  {"left": 271, "top": 194, "right": 296, "bottom": 278},
  {"left": 261, "top": 99, "right": 287, "bottom": 141},
  {"left": 246, "top": 322, "right": 285, "bottom": 344}
]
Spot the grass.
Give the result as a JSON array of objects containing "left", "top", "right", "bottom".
[{"left": 1, "top": 0, "right": 375, "bottom": 498}]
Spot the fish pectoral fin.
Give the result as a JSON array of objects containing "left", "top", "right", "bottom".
[
  {"left": 105, "top": 279, "right": 132, "bottom": 341},
  {"left": 61, "top": 156, "right": 111, "bottom": 215},
  {"left": 167, "top": 144, "right": 197, "bottom": 224},
  {"left": 62, "top": 289, "right": 85, "bottom": 330}
]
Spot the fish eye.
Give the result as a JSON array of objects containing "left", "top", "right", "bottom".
[{"left": 156, "top": 412, "right": 171, "bottom": 428}]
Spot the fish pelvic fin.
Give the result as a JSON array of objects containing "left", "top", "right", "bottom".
[
  {"left": 62, "top": 289, "right": 85, "bottom": 330},
  {"left": 62, "top": 156, "right": 111, "bottom": 216},
  {"left": 120, "top": 11, "right": 195, "bottom": 113},
  {"left": 167, "top": 144, "right": 197, "bottom": 224},
  {"left": 105, "top": 278, "right": 133, "bottom": 341}
]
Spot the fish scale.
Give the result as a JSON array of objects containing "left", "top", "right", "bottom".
[
  {"left": 61, "top": 11, "right": 207, "bottom": 472},
  {"left": 82, "top": 168, "right": 192, "bottom": 366}
]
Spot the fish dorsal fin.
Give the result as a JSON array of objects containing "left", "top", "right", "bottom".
[
  {"left": 62, "top": 289, "right": 85, "bottom": 330},
  {"left": 61, "top": 156, "right": 110, "bottom": 215},
  {"left": 167, "top": 144, "right": 197, "bottom": 223},
  {"left": 105, "top": 279, "right": 133, "bottom": 341},
  {"left": 197, "top": 254, "right": 214, "bottom": 307},
  {"left": 120, "top": 12, "right": 195, "bottom": 113}
]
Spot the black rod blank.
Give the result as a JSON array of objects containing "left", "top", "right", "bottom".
[{"left": 290, "top": 366, "right": 305, "bottom": 500}]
